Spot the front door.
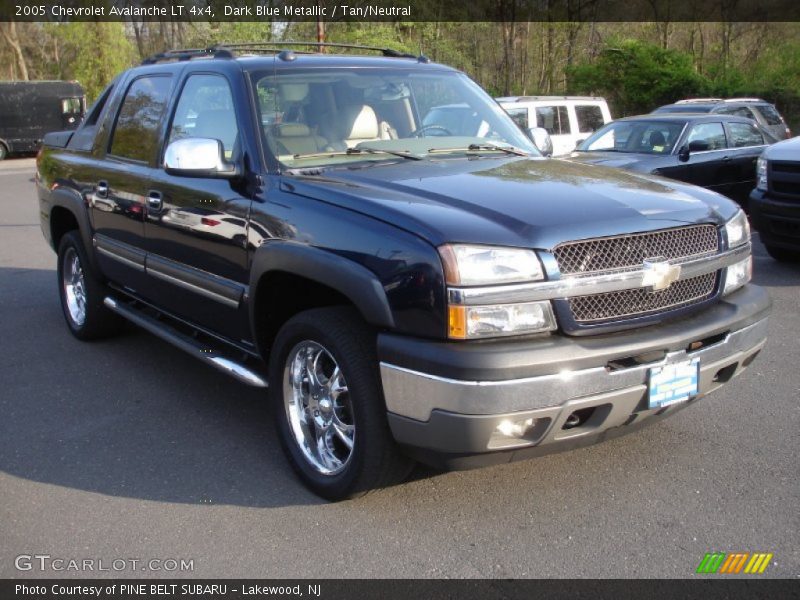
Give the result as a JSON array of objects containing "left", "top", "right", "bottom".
[{"left": 143, "top": 72, "right": 252, "bottom": 345}]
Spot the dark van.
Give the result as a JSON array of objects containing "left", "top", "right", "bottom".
[{"left": 0, "top": 80, "right": 85, "bottom": 159}]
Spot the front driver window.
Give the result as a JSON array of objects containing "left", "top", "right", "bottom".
[
  {"left": 686, "top": 122, "right": 727, "bottom": 150},
  {"left": 169, "top": 74, "right": 239, "bottom": 159}
]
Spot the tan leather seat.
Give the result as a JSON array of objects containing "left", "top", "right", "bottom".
[
  {"left": 271, "top": 123, "right": 329, "bottom": 156},
  {"left": 321, "top": 105, "right": 396, "bottom": 149}
]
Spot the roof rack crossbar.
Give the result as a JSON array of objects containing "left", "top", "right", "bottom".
[
  {"left": 215, "top": 41, "right": 417, "bottom": 58},
  {"left": 142, "top": 41, "right": 420, "bottom": 65},
  {"left": 141, "top": 47, "right": 234, "bottom": 65}
]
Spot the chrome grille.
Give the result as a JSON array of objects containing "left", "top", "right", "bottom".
[
  {"left": 554, "top": 224, "right": 718, "bottom": 276},
  {"left": 568, "top": 272, "right": 718, "bottom": 323}
]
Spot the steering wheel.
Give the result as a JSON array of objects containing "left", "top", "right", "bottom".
[{"left": 410, "top": 124, "right": 453, "bottom": 138}]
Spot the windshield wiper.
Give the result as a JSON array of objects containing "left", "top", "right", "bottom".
[
  {"left": 427, "top": 143, "right": 530, "bottom": 157},
  {"left": 284, "top": 147, "right": 422, "bottom": 162},
  {"left": 348, "top": 146, "right": 423, "bottom": 161}
]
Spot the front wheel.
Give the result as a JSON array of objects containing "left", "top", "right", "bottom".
[{"left": 269, "top": 307, "right": 414, "bottom": 500}]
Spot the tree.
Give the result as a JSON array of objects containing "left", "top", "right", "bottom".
[
  {"left": 0, "top": 21, "right": 29, "bottom": 80},
  {"left": 50, "top": 22, "right": 136, "bottom": 102},
  {"left": 567, "top": 38, "right": 707, "bottom": 116}
]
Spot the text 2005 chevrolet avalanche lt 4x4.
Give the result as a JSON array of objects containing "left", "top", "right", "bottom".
[{"left": 36, "top": 43, "right": 770, "bottom": 500}]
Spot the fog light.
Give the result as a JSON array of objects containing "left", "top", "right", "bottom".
[
  {"left": 497, "top": 418, "right": 536, "bottom": 438},
  {"left": 723, "top": 256, "right": 752, "bottom": 296},
  {"left": 489, "top": 416, "right": 544, "bottom": 449}
]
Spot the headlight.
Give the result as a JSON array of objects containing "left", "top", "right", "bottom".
[
  {"left": 448, "top": 301, "right": 557, "bottom": 339},
  {"left": 723, "top": 256, "right": 752, "bottom": 296},
  {"left": 439, "top": 244, "right": 544, "bottom": 286},
  {"left": 725, "top": 209, "right": 750, "bottom": 249},
  {"left": 756, "top": 157, "right": 768, "bottom": 191}
]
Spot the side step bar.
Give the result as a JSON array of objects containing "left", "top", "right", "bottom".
[{"left": 103, "top": 297, "right": 268, "bottom": 388}]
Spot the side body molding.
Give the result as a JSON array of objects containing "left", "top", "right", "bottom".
[{"left": 249, "top": 241, "right": 395, "bottom": 332}]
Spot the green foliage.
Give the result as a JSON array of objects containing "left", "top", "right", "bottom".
[
  {"left": 567, "top": 38, "right": 707, "bottom": 115},
  {"left": 48, "top": 23, "right": 136, "bottom": 102}
]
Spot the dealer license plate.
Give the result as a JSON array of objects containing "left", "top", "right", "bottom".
[{"left": 648, "top": 359, "right": 699, "bottom": 409}]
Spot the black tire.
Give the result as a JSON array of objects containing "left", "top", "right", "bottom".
[
  {"left": 57, "top": 231, "right": 123, "bottom": 340},
  {"left": 269, "top": 307, "right": 414, "bottom": 501},
  {"left": 0, "top": 142, "right": 7, "bottom": 160},
  {"left": 765, "top": 244, "right": 800, "bottom": 263}
]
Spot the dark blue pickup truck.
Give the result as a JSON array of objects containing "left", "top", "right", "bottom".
[{"left": 36, "top": 43, "right": 770, "bottom": 500}]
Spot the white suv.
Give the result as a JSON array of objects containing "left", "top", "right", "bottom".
[{"left": 497, "top": 96, "right": 612, "bottom": 156}]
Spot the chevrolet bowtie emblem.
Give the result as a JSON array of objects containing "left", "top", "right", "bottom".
[{"left": 642, "top": 258, "right": 681, "bottom": 291}]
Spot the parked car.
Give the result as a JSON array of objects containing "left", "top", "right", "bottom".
[
  {"left": 566, "top": 114, "right": 778, "bottom": 207},
  {"left": 653, "top": 98, "right": 791, "bottom": 141},
  {"left": 37, "top": 43, "right": 769, "bottom": 501},
  {"left": 496, "top": 96, "right": 612, "bottom": 156},
  {"left": 749, "top": 135, "right": 800, "bottom": 261}
]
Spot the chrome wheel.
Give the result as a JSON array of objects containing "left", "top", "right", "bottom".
[
  {"left": 62, "top": 247, "right": 87, "bottom": 326},
  {"left": 283, "top": 340, "right": 355, "bottom": 476}
]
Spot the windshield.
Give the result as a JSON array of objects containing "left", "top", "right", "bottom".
[
  {"left": 250, "top": 68, "right": 538, "bottom": 168},
  {"left": 577, "top": 120, "right": 686, "bottom": 155}
]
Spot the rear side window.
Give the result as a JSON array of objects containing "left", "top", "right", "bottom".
[
  {"left": 575, "top": 105, "right": 604, "bottom": 133},
  {"left": 68, "top": 83, "right": 114, "bottom": 152},
  {"left": 756, "top": 104, "right": 784, "bottom": 125},
  {"left": 727, "top": 122, "right": 764, "bottom": 147},
  {"left": 687, "top": 122, "right": 727, "bottom": 150},
  {"left": 110, "top": 75, "right": 172, "bottom": 162},
  {"left": 716, "top": 106, "right": 755, "bottom": 119},
  {"left": 505, "top": 107, "right": 529, "bottom": 130},
  {"left": 535, "top": 106, "right": 570, "bottom": 135}
]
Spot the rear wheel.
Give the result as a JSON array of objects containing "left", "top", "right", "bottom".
[
  {"left": 765, "top": 244, "right": 799, "bottom": 262},
  {"left": 269, "top": 307, "right": 414, "bottom": 501},
  {"left": 57, "top": 231, "right": 122, "bottom": 340}
]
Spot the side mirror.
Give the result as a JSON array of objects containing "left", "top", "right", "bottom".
[
  {"left": 164, "top": 138, "right": 239, "bottom": 178},
  {"left": 678, "top": 145, "right": 690, "bottom": 162},
  {"left": 527, "top": 127, "right": 553, "bottom": 157}
]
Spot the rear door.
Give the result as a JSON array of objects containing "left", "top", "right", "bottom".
[
  {"left": 674, "top": 121, "right": 733, "bottom": 196},
  {"left": 143, "top": 71, "right": 253, "bottom": 344},
  {"left": 723, "top": 120, "right": 770, "bottom": 205},
  {"left": 91, "top": 74, "right": 173, "bottom": 292}
]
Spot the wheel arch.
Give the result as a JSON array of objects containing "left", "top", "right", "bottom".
[
  {"left": 48, "top": 187, "right": 99, "bottom": 273},
  {"left": 249, "top": 242, "right": 395, "bottom": 358}
]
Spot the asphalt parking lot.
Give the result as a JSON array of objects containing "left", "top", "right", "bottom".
[{"left": 0, "top": 157, "right": 797, "bottom": 579}]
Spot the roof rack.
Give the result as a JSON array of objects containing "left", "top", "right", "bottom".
[
  {"left": 674, "top": 98, "right": 724, "bottom": 104},
  {"left": 141, "top": 41, "right": 424, "bottom": 65},
  {"left": 724, "top": 97, "right": 765, "bottom": 103}
]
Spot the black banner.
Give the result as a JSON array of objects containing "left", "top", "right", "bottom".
[
  {"left": 3, "top": 579, "right": 800, "bottom": 600},
  {"left": 3, "top": 0, "right": 800, "bottom": 23}
]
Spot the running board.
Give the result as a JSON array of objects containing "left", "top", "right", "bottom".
[{"left": 103, "top": 296, "right": 268, "bottom": 388}]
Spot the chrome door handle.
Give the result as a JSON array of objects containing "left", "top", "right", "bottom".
[{"left": 147, "top": 191, "right": 163, "bottom": 212}]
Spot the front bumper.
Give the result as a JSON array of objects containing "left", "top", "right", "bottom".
[
  {"left": 378, "top": 285, "right": 770, "bottom": 469},
  {"left": 749, "top": 189, "right": 800, "bottom": 251}
]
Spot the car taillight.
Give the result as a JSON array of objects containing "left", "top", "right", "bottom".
[{"left": 201, "top": 217, "right": 220, "bottom": 226}]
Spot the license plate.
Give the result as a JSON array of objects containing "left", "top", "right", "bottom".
[{"left": 648, "top": 359, "right": 699, "bottom": 409}]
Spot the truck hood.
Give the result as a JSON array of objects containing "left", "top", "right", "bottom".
[
  {"left": 282, "top": 156, "right": 738, "bottom": 250},
  {"left": 763, "top": 135, "right": 800, "bottom": 161},
  {"left": 563, "top": 151, "right": 657, "bottom": 170}
]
